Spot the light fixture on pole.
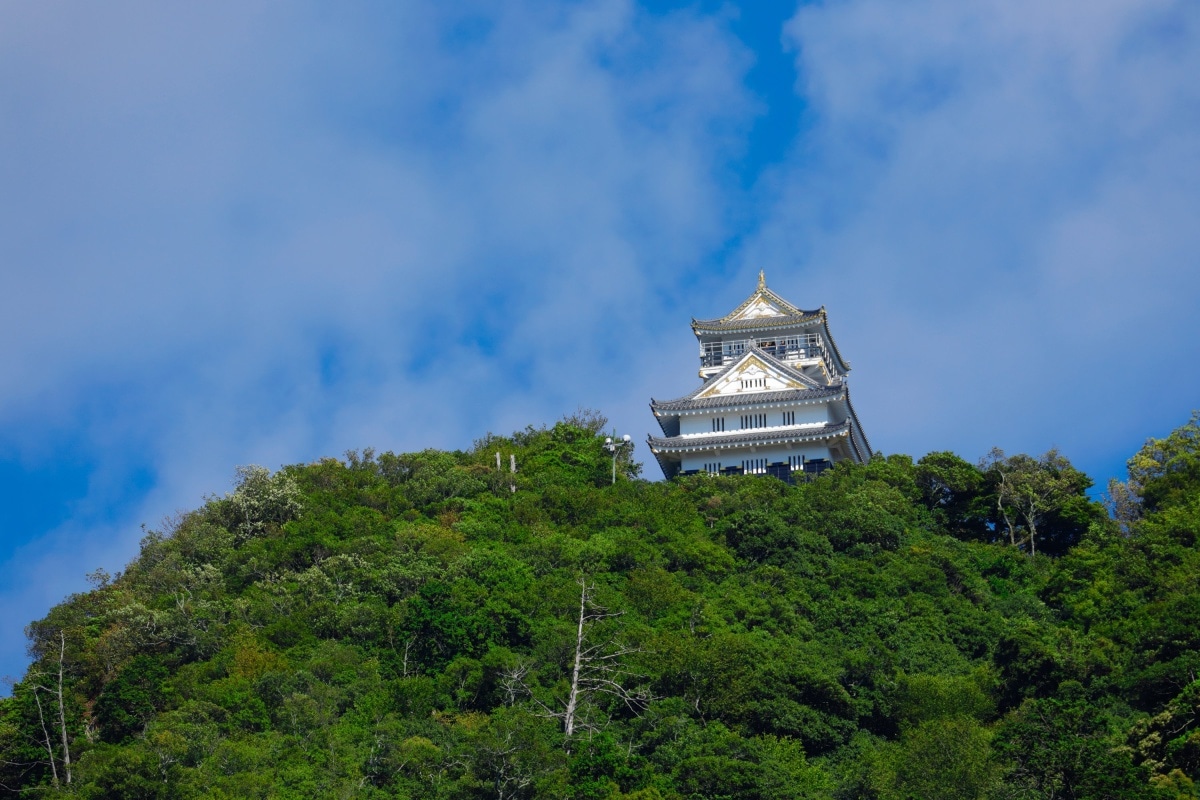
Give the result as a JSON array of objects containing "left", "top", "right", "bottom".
[{"left": 604, "top": 434, "right": 633, "bottom": 485}]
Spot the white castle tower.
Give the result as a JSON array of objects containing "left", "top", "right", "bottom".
[{"left": 648, "top": 271, "right": 871, "bottom": 480}]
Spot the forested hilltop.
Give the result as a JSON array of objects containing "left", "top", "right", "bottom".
[{"left": 4, "top": 413, "right": 1200, "bottom": 800}]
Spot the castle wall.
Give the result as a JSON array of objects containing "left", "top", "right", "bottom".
[{"left": 677, "top": 404, "right": 831, "bottom": 436}]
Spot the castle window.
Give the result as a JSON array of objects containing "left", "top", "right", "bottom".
[
  {"left": 742, "top": 457, "right": 767, "bottom": 474},
  {"left": 783, "top": 411, "right": 795, "bottom": 425},
  {"left": 702, "top": 342, "right": 723, "bottom": 366},
  {"left": 740, "top": 413, "right": 766, "bottom": 429},
  {"left": 711, "top": 417, "right": 725, "bottom": 432}
]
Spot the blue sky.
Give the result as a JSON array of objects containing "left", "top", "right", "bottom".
[{"left": 2, "top": 0, "right": 1198, "bottom": 683}]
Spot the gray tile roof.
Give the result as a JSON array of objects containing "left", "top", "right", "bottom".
[
  {"left": 692, "top": 282, "right": 811, "bottom": 326},
  {"left": 691, "top": 312, "right": 821, "bottom": 332},
  {"left": 647, "top": 421, "right": 851, "bottom": 452},
  {"left": 651, "top": 386, "right": 842, "bottom": 413},
  {"left": 844, "top": 389, "right": 873, "bottom": 460}
]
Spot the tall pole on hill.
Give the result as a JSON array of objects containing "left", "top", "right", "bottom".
[{"left": 604, "top": 433, "right": 633, "bottom": 485}]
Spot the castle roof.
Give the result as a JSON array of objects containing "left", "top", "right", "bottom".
[
  {"left": 647, "top": 421, "right": 853, "bottom": 453},
  {"left": 844, "top": 390, "right": 873, "bottom": 462},
  {"left": 654, "top": 345, "right": 827, "bottom": 401},
  {"left": 690, "top": 270, "right": 809, "bottom": 326},
  {"left": 650, "top": 385, "right": 842, "bottom": 414},
  {"left": 690, "top": 272, "right": 852, "bottom": 373}
]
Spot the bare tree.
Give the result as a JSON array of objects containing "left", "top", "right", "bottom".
[
  {"left": 982, "top": 449, "right": 1027, "bottom": 550},
  {"left": 32, "top": 690, "right": 58, "bottom": 789},
  {"left": 481, "top": 726, "right": 535, "bottom": 800},
  {"left": 25, "top": 631, "right": 72, "bottom": 787},
  {"left": 506, "top": 578, "right": 651, "bottom": 741}
]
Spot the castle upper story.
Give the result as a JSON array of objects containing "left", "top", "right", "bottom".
[{"left": 691, "top": 271, "right": 850, "bottom": 385}]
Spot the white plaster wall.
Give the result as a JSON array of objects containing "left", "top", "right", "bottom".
[
  {"left": 679, "top": 414, "right": 715, "bottom": 436},
  {"left": 792, "top": 405, "right": 831, "bottom": 425},
  {"left": 677, "top": 403, "right": 832, "bottom": 436}
]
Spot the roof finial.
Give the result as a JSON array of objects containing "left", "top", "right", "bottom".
[{"left": 757, "top": 269, "right": 766, "bottom": 290}]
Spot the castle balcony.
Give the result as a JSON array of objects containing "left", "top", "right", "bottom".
[{"left": 700, "top": 338, "right": 827, "bottom": 369}]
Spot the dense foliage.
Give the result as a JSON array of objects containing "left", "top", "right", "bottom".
[{"left": 3, "top": 412, "right": 1200, "bottom": 799}]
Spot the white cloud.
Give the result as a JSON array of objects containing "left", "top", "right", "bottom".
[
  {"left": 760, "top": 0, "right": 1200, "bottom": 464},
  {"left": 0, "top": 0, "right": 753, "bottom": 681}
]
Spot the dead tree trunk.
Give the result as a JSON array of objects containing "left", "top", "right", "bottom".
[
  {"left": 28, "top": 630, "right": 72, "bottom": 787},
  {"left": 563, "top": 579, "right": 589, "bottom": 737},
  {"left": 33, "top": 691, "right": 59, "bottom": 789},
  {"left": 55, "top": 632, "right": 72, "bottom": 786},
  {"left": 507, "top": 577, "right": 652, "bottom": 744}
]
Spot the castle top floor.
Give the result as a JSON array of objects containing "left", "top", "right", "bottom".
[{"left": 692, "top": 271, "right": 852, "bottom": 383}]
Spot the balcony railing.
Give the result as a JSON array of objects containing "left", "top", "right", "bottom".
[{"left": 700, "top": 339, "right": 825, "bottom": 368}]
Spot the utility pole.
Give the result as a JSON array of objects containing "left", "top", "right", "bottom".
[{"left": 603, "top": 433, "right": 633, "bottom": 485}]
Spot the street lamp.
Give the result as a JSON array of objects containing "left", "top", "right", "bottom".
[{"left": 604, "top": 434, "right": 633, "bottom": 485}]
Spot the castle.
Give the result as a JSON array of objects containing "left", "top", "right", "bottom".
[{"left": 647, "top": 272, "right": 871, "bottom": 480}]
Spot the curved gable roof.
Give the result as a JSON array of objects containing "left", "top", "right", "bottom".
[
  {"left": 650, "top": 385, "right": 842, "bottom": 414},
  {"left": 653, "top": 345, "right": 828, "bottom": 405},
  {"left": 689, "top": 272, "right": 851, "bottom": 373},
  {"left": 692, "top": 272, "right": 819, "bottom": 328}
]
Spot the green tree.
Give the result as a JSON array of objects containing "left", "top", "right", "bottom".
[
  {"left": 223, "top": 464, "right": 304, "bottom": 541},
  {"left": 993, "top": 696, "right": 1160, "bottom": 799},
  {"left": 980, "top": 448, "right": 1098, "bottom": 555},
  {"left": 94, "top": 656, "right": 171, "bottom": 743},
  {"left": 376, "top": 449, "right": 487, "bottom": 508},
  {"left": 1126, "top": 679, "right": 1200, "bottom": 789},
  {"left": 1127, "top": 411, "right": 1200, "bottom": 513},
  {"left": 915, "top": 451, "right": 987, "bottom": 538},
  {"left": 869, "top": 716, "right": 999, "bottom": 800}
]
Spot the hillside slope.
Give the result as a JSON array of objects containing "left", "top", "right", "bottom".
[{"left": 3, "top": 415, "right": 1200, "bottom": 799}]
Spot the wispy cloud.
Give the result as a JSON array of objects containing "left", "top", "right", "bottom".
[
  {"left": 0, "top": 0, "right": 752, "bottom": 680},
  {"left": 749, "top": 0, "right": 1200, "bottom": 464}
]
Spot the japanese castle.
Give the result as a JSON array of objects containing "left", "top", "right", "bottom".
[{"left": 648, "top": 272, "right": 871, "bottom": 480}]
